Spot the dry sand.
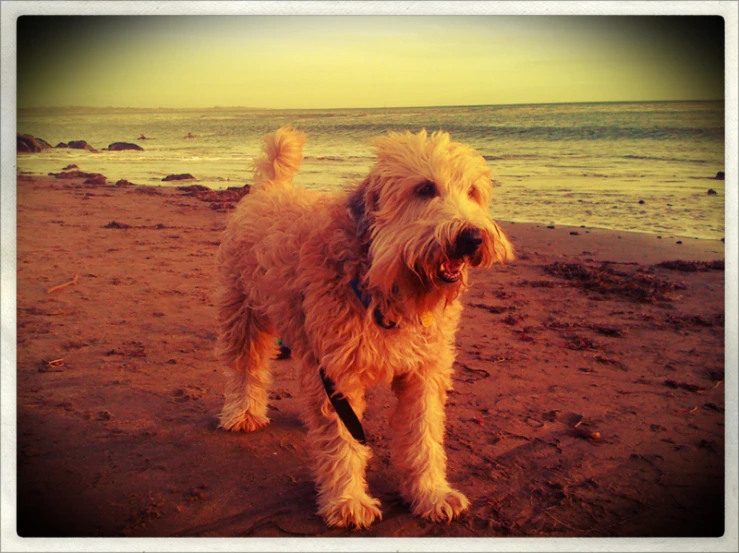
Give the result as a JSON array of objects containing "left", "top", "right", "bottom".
[{"left": 13, "top": 172, "right": 728, "bottom": 539}]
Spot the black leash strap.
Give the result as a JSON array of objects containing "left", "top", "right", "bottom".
[
  {"left": 313, "top": 279, "right": 398, "bottom": 445},
  {"left": 319, "top": 367, "right": 366, "bottom": 445}
]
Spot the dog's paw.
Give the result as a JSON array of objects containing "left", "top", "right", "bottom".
[
  {"left": 219, "top": 412, "right": 270, "bottom": 432},
  {"left": 320, "top": 494, "right": 383, "bottom": 529},
  {"left": 411, "top": 487, "right": 470, "bottom": 524}
]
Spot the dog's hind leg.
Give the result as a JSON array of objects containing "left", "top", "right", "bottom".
[
  {"left": 390, "top": 366, "right": 470, "bottom": 523},
  {"left": 217, "top": 291, "right": 277, "bottom": 432},
  {"left": 300, "top": 367, "right": 382, "bottom": 529}
]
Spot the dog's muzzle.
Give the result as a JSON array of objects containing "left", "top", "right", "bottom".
[{"left": 438, "top": 228, "right": 483, "bottom": 283}]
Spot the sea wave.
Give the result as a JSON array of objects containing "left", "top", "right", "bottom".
[
  {"left": 17, "top": 101, "right": 725, "bottom": 239},
  {"left": 622, "top": 154, "right": 710, "bottom": 164}
]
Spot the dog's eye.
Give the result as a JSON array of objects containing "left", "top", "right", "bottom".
[{"left": 416, "top": 181, "right": 437, "bottom": 199}]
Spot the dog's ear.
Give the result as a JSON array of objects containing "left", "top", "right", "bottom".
[{"left": 347, "top": 177, "right": 378, "bottom": 241}]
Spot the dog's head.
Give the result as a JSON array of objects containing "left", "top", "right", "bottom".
[{"left": 348, "top": 129, "right": 514, "bottom": 305}]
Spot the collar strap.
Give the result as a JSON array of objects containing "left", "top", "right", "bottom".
[
  {"left": 319, "top": 367, "right": 366, "bottom": 445},
  {"left": 350, "top": 279, "right": 396, "bottom": 329}
]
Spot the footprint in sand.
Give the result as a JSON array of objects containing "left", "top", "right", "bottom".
[{"left": 172, "top": 385, "right": 205, "bottom": 403}]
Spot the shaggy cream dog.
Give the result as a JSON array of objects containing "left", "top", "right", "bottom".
[{"left": 216, "top": 127, "right": 513, "bottom": 529}]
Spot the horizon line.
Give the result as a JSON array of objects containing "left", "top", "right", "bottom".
[{"left": 17, "top": 98, "right": 725, "bottom": 112}]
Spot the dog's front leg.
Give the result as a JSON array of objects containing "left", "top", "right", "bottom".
[
  {"left": 301, "top": 370, "right": 382, "bottom": 529},
  {"left": 390, "top": 368, "right": 470, "bottom": 523}
]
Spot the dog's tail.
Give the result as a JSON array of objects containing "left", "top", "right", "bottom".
[{"left": 252, "top": 127, "right": 306, "bottom": 188}]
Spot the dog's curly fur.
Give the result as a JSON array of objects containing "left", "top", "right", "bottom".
[{"left": 216, "top": 127, "right": 513, "bottom": 528}]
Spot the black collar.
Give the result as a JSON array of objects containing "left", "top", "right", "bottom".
[{"left": 350, "top": 279, "right": 396, "bottom": 329}]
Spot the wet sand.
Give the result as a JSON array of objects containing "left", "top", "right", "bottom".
[{"left": 12, "top": 172, "right": 727, "bottom": 539}]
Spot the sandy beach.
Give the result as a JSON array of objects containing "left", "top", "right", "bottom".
[{"left": 14, "top": 170, "right": 726, "bottom": 539}]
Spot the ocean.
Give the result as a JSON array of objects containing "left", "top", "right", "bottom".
[{"left": 17, "top": 101, "right": 725, "bottom": 240}]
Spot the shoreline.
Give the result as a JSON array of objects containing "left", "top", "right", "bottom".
[
  {"left": 15, "top": 170, "right": 727, "bottom": 248},
  {"left": 501, "top": 219, "right": 724, "bottom": 265},
  {"left": 502, "top": 217, "right": 725, "bottom": 243},
  {"left": 12, "top": 172, "right": 728, "bottom": 538}
]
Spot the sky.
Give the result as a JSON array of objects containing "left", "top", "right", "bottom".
[{"left": 16, "top": 15, "right": 725, "bottom": 109}]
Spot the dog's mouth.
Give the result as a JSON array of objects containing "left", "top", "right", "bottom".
[{"left": 438, "top": 258, "right": 465, "bottom": 283}]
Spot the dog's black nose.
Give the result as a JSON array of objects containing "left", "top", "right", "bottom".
[{"left": 455, "top": 228, "right": 483, "bottom": 258}]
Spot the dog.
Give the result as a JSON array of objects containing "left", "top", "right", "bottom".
[{"left": 216, "top": 127, "right": 513, "bottom": 529}]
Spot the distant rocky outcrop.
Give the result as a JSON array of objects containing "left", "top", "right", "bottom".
[
  {"left": 17, "top": 133, "right": 53, "bottom": 153},
  {"left": 106, "top": 142, "right": 144, "bottom": 151},
  {"left": 714, "top": 171, "right": 725, "bottom": 180},
  {"left": 707, "top": 189, "right": 718, "bottom": 195},
  {"left": 67, "top": 140, "right": 97, "bottom": 152},
  {"left": 163, "top": 173, "right": 196, "bottom": 182}
]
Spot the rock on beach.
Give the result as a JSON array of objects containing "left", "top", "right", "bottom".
[
  {"left": 48, "top": 170, "right": 107, "bottom": 181},
  {"left": 163, "top": 173, "right": 196, "bottom": 182},
  {"left": 67, "top": 140, "right": 98, "bottom": 152},
  {"left": 17, "top": 134, "right": 53, "bottom": 153}
]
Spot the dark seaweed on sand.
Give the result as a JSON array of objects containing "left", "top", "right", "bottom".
[
  {"left": 563, "top": 335, "right": 600, "bottom": 351},
  {"left": 543, "top": 262, "right": 685, "bottom": 302},
  {"left": 103, "top": 221, "right": 132, "bottom": 229},
  {"left": 665, "top": 312, "right": 724, "bottom": 328},
  {"left": 656, "top": 260, "right": 724, "bottom": 272},
  {"left": 177, "top": 184, "right": 251, "bottom": 203}
]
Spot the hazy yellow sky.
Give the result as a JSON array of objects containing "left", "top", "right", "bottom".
[{"left": 17, "top": 16, "right": 724, "bottom": 109}]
